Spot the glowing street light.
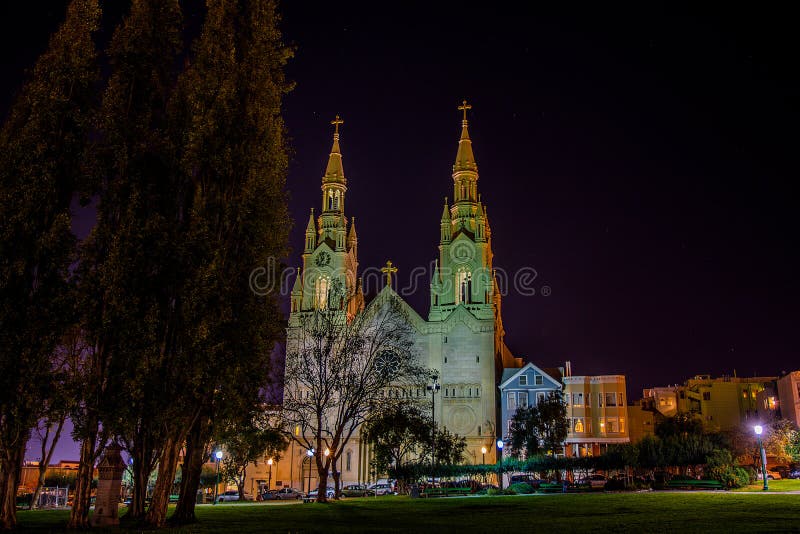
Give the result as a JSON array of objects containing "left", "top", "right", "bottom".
[
  {"left": 213, "top": 450, "right": 223, "bottom": 505},
  {"left": 305, "top": 449, "right": 314, "bottom": 494},
  {"left": 267, "top": 458, "right": 273, "bottom": 491},
  {"left": 481, "top": 446, "right": 487, "bottom": 465},
  {"left": 754, "top": 425, "right": 768, "bottom": 491},
  {"left": 496, "top": 439, "right": 505, "bottom": 490}
]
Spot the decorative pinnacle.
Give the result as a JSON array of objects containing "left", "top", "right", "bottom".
[
  {"left": 331, "top": 114, "right": 344, "bottom": 138},
  {"left": 458, "top": 99, "right": 472, "bottom": 123}
]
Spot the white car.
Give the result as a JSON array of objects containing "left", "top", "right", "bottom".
[
  {"left": 367, "top": 483, "right": 395, "bottom": 496},
  {"left": 215, "top": 490, "right": 241, "bottom": 502},
  {"left": 307, "top": 486, "right": 335, "bottom": 499}
]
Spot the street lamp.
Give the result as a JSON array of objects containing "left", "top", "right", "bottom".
[
  {"left": 426, "top": 375, "right": 441, "bottom": 467},
  {"left": 267, "top": 458, "right": 273, "bottom": 492},
  {"left": 213, "top": 450, "right": 223, "bottom": 505},
  {"left": 481, "top": 446, "right": 487, "bottom": 465},
  {"left": 496, "top": 439, "right": 504, "bottom": 490},
  {"left": 306, "top": 449, "right": 314, "bottom": 494},
  {"left": 754, "top": 425, "right": 768, "bottom": 491}
]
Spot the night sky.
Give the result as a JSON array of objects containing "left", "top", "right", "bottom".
[{"left": 2, "top": 2, "right": 797, "bottom": 406}]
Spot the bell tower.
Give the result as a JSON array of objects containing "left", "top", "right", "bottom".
[
  {"left": 290, "top": 116, "right": 364, "bottom": 322},
  {"left": 429, "top": 101, "right": 495, "bottom": 322}
]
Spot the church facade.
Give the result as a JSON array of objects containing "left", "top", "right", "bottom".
[{"left": 252, "top": 105, "right": 523, "bottom": 493}]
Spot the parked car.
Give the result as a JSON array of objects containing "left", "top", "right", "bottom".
[
  {"left": 265, "top": 487, "right": 303, "bottom": 500},
  {"left": 758, "top": 468, "right": 782, "bottom": 480},
  {"left": 216, "top": 490, "right": 241, "bottom": 502},
  {"left": 577, "top": 474, "right": 607, "bottom": 488},
  {"left": 772, "top": 466, "right": 790, "bottom": 479},
  {"left": 787, "top": 469, "right": 800, "bottom": 480},
  {"left": 341, "top": 484, "right": 375, "bottom": 497},
  {"left": 307, "top": 486, "right": 335, "bottom": 499},
  {"left": 367, "top": 482, "right": 395, "bottom": 496}
]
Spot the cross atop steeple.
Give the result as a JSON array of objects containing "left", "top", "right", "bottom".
[
  {"left": 458, "top": 99, "right": 472, "bottom": 122},
  {"left": 331, "top": 115, "right": 344, "bottom": 136},
  {"left": 381, "top": 260, "right": 398, "bottom": 288}
]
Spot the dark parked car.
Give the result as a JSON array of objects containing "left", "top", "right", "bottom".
[
  {"left": 577, "top": 474, "right": 607, "bottom": 488},
  {"left": 266, "top": 487, "right": 303, "bottom": 500},
  {"left": 341, "top": 484, "right": 375, "bottom": 497},
  {"left": 787, "top": 469, "right": 800, "bottom": 479}
]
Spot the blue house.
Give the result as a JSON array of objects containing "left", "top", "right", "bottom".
[{"left": 498, "top": 363, "right": 563, "bottom": 445}]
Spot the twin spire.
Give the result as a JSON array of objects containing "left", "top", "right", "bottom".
[
  {"left": 454, "top": 99, "right": 478, "bottom": 173},
  {"left": 323, "top": 114, "right": 346, "bottom": 184}
]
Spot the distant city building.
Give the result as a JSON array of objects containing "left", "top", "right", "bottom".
[
  {"left": 626, "top": 399, "right": 656, "bottom": 443},
  {"left": 497, "top": 362, "right": 563, "bottom": 442},
  {"left": 776, "top": 371, "right": 800, "bottom": 428},
  {"left": 640, "top": 374, "right": 780, "bottom": 432},
  {"left": 563, "top": 374, "right": 630, "bottom": 456}
]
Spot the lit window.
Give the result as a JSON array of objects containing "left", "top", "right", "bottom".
[
  {"left": 315, "top": 277, "right": 329, "bottom": 309},
  {"left": 573, "top": 393, "right": 583, "bottom": 407},
  {"left": 508, "top": 392, "right": 517, "bottom": 411},
  {"left": 574, "top": 418, "right": 584, "bottom": 433}
]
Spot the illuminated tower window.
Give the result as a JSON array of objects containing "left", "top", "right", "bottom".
[
  {"left": 315, "top": 276, "right": 329, "bottom": 309},
  {"left": 455, "top": 269, "right": 471, "bottom": 304}
]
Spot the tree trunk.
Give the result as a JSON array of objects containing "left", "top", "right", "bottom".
[
  {"left": 237, "top": 465, "right": 247, "bottom": 500},
  {"left": 67, "top": 431, "right": 99, "bottom": 529},
  {"left": 171, "top": 413, "right": 211, "bottom": 526},
  {"left": 0, "top": 444, "right": 25, "bottom": 530},
  {"left": 125, "top": 446, "right": 150, "bottom": 522},
  {"left": 145, "top": 437, "right": 181, "bottom": 527},
  {"left": 331, "top": 458, "right": 341, "bottom": 499},
  {"left": 31, "top": 418, "right": 65, "bottom": 510},
  {"left": 315, "top": 455, "right": 329, "bottom": 503}
]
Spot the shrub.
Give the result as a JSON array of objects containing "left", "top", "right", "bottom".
[{"left": 507, "top": 482, "right": 534, "bottom": 494}]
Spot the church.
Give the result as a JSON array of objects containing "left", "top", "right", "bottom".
[{"left": 261, "top": 103, "right": 525, "bottom": 492}]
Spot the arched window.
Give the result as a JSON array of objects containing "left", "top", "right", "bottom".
[
  {"left": 315, "top": 277, "right": 329, "bottom": 309},
  {"left": 455, "top": 269, "right": 470, "bottom": 305}
]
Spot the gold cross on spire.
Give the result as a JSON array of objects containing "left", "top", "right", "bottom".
[
  {"left": 458, "top": 99, "right": 472, "bottom": 121},
  {"left": 381, "top": 260, "right": 398, "bottom": 288},
  {"left": 331, "top": 115, "right": 344, "bottom": 135}
]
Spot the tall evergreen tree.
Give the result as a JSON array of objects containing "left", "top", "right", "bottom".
[
  {"left": 0, "top": 1, "right": 99, "bottom": 528},
  {"left": 79, "top": 0, "right": 185, "bottom": 523},
  {"left": 169, "top": 0, "right": 292, "bottom": 523}
]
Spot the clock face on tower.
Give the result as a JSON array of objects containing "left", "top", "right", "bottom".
[{"left": 315, "top": 251, "right": 331, "bottom": 267}]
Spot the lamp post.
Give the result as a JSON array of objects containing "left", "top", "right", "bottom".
[
  {"left": 213, "top": 450, "right": 223, "bottom": 505},
  {"left": 481, "top": 446, "right": 487, "bottom": 465},
  {"left": 426, "top": 375, "right": 441, "bottom": 467},
  {"left": 267, "top": 458, "right": 273, "bottom": 492},
  {"left": 496, "top": 439, "right": 504, "bottom": 490},
  {"left": 306, "top": 449, "right": 314, "bottom": 494},
  {"left": 754, "top": 425, "right": 768, "bottom": 491}
]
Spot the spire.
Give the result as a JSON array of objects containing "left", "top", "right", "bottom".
[
  {"left": 323, "top": 115, "right": 346, "bottom": 184},
  {"left": 453, "top": 100, "right": 477, "bottom": 173},
  {"left": 440, "top": 197, "right": 451, "bottom": 221},
  {"left": 305, "top": 208, "right": 316, "bottom": 234},
  {"left": 291, "top": 267, "right": 303, "bottom": 294},
  {"left": 347, "top": 216, "right": 358, "bottom": 245}
]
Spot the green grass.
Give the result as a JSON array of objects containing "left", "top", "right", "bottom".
[
  {"left": 15, "top": 492, "right": 800, "bottom": 533},
  {"left": 734, "top": 478, "right": 800, "bottom": 492}
]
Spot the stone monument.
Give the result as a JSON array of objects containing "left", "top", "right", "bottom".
[{"left": 90, "top": 445, "right": 127, "bottom": 527}]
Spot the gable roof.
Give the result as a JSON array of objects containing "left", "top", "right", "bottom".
[{"left": 499, "top": 362, "right": 563, "bottom": 390}]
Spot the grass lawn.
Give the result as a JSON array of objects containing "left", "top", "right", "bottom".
[
  {"left": 735, "top": 478, "right": 800, "bottom": 492},
  {"left": 16, "top": 492, "right": 800, "bottom": 533}
]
